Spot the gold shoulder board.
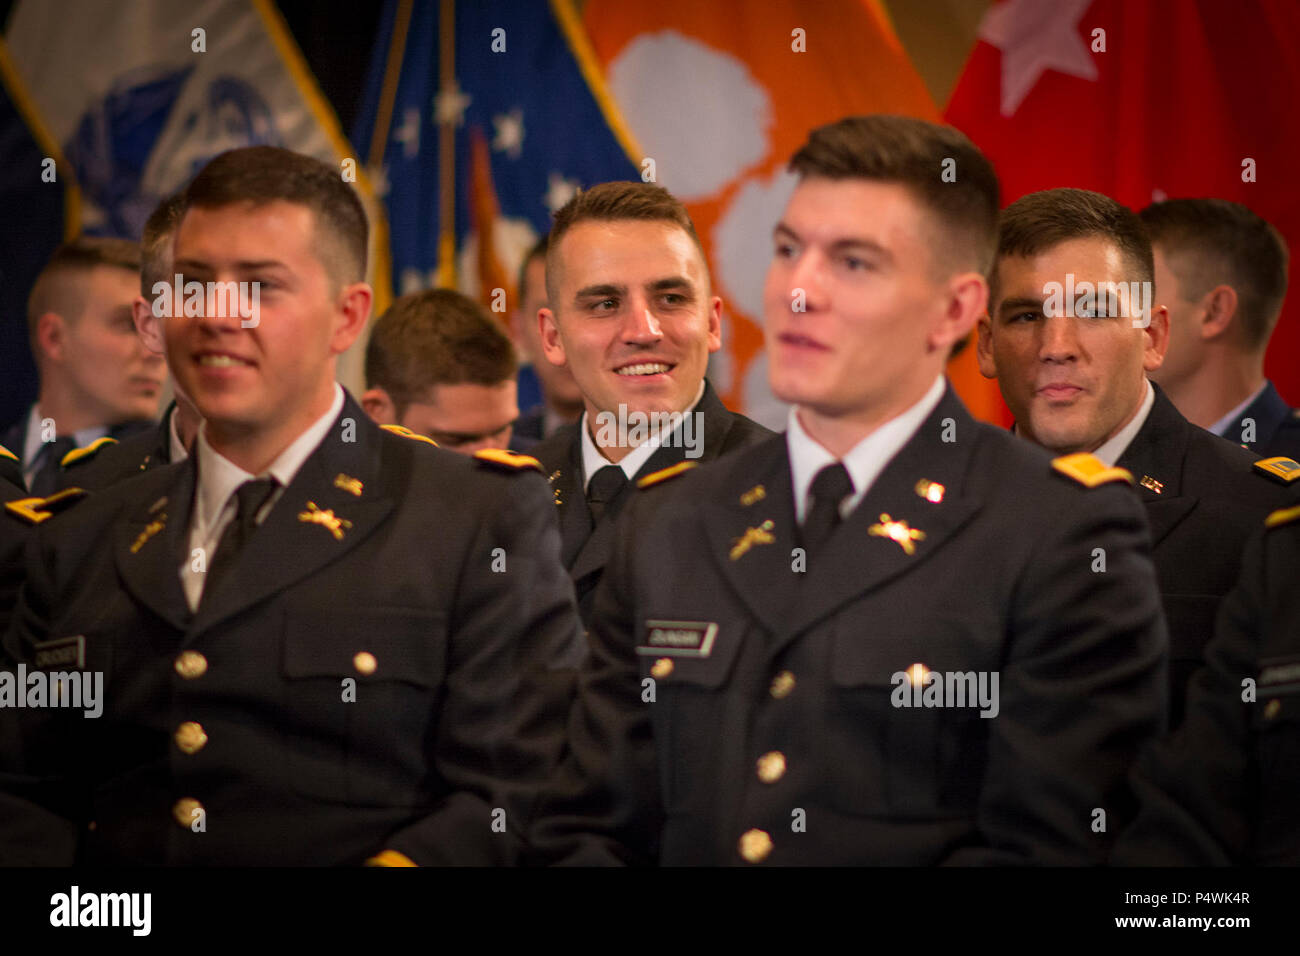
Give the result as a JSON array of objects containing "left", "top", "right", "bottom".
[
  {"left": 1254, "top": 457, "right": 1300, "bottom": 485},
  {"left": 637, "top": 460, "right": 697, "bottom": 489},
  {"left": 1051, "top": 453, "right": 1134, "bottom": 488},
  {"left": 0, "top": 443, "right": 18, "bottom": 463},
  {"left": 381, "top": 424, "right": 439, "bottom": 447},
  {"left": 473, "top": 448, "right": 542, "bottom": 472},
  {"left": 1265, "top": 503, "right": 1300, "bottom": 529},
  {"left": 4, "top": 487, "right": 88, "bottom": 524},
  {"left": 60, "top": 435, "right": 119, "bottom": 468}
]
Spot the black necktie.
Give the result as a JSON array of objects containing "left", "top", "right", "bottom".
[
  {"left": 802, "top": 462, "right": 853, "bottom": 557},
  {"left": 30, "top": 436, "right": 78, "bottom": 496},
  {"left": 586, "top": 465, "right": 628, "bottom": 525},
  {"left": 204, "top": 478, "right": 278, "bottom": 599}
]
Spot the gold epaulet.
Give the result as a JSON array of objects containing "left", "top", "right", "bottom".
[
  {"left": 4, "top": 487, "right": 88, "bottom": 525},
  {"left": 381, "top": 424, "right": 439, "bottom": 447},
  {"left": 1051, "top": 453, "right": 1134, "bottom": 488},
  {"left": 0, "top": 443, "right": 18, "bottom": 463},
  {"left": 473, "top": 448, "right": 542, "bottom": 472},
  {"left": 60, "top": 435, "right": 118, "bottom": 468},
  {"left": 1265, "top": 503, "right": 1300, "bottom": 529},
  {"left": 1253, "top": 456, "right": 1300, "bottom": 485},
  {"left": 637, "top": 460, "right": 697, "bottom": 489}
]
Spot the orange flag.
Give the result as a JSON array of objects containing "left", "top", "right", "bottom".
[{"left": 583, "top": 0, "right": 1005, "bottom": 426}]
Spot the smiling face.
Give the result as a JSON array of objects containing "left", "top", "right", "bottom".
[
  {"left": 539, "top": 219, "right": 721, "bottom": 427},
  {"left": 169, "top": 200, "right": 370, "bottom": 461},
  {"left": 764, "top": 178, "right": 979, "bottom": 434},
  {"left": 978, "top": 236, "right": 1168, "bottom": 455}
]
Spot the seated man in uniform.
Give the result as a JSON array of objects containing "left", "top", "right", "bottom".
[
  {"left": 977, "top": 188, "right": 1298, "bottom": 726},
  {"left": 528, "top": 116, "right": 1167, "bottom": 866},
  {"left": 361, "top": 288, "right": 519, "bottom": 455},
  {"left": 2, "top": 146, "right": 579, "bottom": 866}
]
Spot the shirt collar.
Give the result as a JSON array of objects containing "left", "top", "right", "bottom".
[
  {"left": 1208, "top": 380, "right": 1269, "bottom": 438},
  {"left": 168, "top": 405, "right": 189, "bottom": 464},
  {"left": 1092, "top": 380, "right": 1156, "bottom": 467},
  {"left": 193, "top": 383, "right": 344, "bottom": 530},
  {"left": 786, "top": 375, "right": 946, "bottom": 524},
  {"left": 22, "top": 403, "right": 110, "bottom": 483},
  {"left": 579, "top": 380, "right": 707, "bottom": 489}
]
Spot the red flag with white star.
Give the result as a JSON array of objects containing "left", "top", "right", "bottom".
[{"left": 946, "top": 0, "right": 1300, "bottom": 408}]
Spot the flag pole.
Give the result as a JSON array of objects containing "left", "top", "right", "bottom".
[{"left": 435, "top": 0, "right": 457, "bottom": 289}]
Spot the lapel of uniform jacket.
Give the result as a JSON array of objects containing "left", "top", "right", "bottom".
[
  {"left": 701, "top": 434, "right": 802, "bottom": 639},
  {"left": 569, "top": 380, "right": 736, "bottom": 586},
  {"left": 541, "top": 428, "right": 591, "bottom": 570},
  {"left": 113, "top": 460, "right": 196, "bottom": 632},
  {"left": 1243, "top": 381, "right": 1290, "bottom": 449},
  {"left": 186, "top": 394, "right": 395, "bottom": 639},
  {"left": 777, "top": 385, "right": 984, "bottom": 648},
  {"left": 1116, "top": 385, "right": 1196, "bottom": 546}
]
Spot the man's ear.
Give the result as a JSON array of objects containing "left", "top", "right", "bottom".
[
  {"left": 35, "top": 312, "right": 66, "bottom": 363},
  {"left": 1142, "top": 305, "right": 1171, "bottom": 372},
  {"left": 330, "top": 282, "right": 373, "bottom": 355},
  {"left": 1199, "top": 285, "right": 1238, "bottom": 340},
  {"left": 932, "top": 271, "right": 987, "bottom": 353},
  {"left": 706, "top": 295, "right": 723, "bottom": 353},
  {"left": 538, "top": 307, "right": 567, "bottom": 367},
  {"left": 975, "top": 314, "right": 999, "bottom": 379},
  {"left": 133, "top": 296, "right": 167, "bottom": 354},
  {"left": 360, "top": 387, "right": 396, "bottom": 425}
]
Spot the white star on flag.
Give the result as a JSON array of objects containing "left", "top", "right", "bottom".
[
  {"left": 979, "top": 0, "right": 1099, "bottom": 117},
  {"left": 393, "top": 106, "right": 420, "bottom": 159},
  {"left": 544, "top": 172, "right": 580, "bottom": 214},
  {"left": 492, "top": 108, "right": 524, "bottom": 160},
  {"left": 367, "top": 163, "right": 390, "bottom": 199},
  {"left": 434, "top": 79, "right": 471, "bottom": 127}
]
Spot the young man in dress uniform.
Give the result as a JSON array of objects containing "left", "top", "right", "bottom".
[
  {"left": 1, "top": 146, "right": 579, "bottom": 866},
  {"left": 528, "top": 116, "right": 1168, "bottom": 866}
]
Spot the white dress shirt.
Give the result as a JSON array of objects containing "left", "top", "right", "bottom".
[
  {"left": 182, "top": 384, "right": 344, "bottom": 610},
  {"left": 1091, "top": 381, "right": 1156, "bottom": 467},
  {"left": 786, "top": 375, "right": 946, "bottom": 524},
  {"left": 579, "top": 380, "right": 707, "bottom": 490}
]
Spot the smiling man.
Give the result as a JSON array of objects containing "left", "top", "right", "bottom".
[
  {"left": 529, "top": 117, "right": 1167, "bottom": 866},
  {"left": 978, "top": 187, "right": 1299, "bottom": 727},
  {"left": 2, "top": 146, "right": 579, "bottom": 866},
  {"left": 532, "top": 181, "right": 769, "bottom": 624}
]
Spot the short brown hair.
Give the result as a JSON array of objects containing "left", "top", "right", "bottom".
[
  {"left": 27, "top": 236, "right": 141, "bottom": 339},
  {"left": 182, "top": 146, "right": 368, "bottom": 284},
  {"left": 365, "top": 289, "right": 517, "bottom": 415},
  {"left": 546, "top": 181, "right": 704, "bottom": 302},
  {"left": 517, "top": 234, "right": 549, "bottom": 305},
  {"left": 789, "top": 115, "right": 1000, "bottom": 276},
  {"left": 993, "top": 188, "right": 1153, "bottom": 304},
  {"left": 1140, "top": 198, "right": 1289, "bottom": 351},
  {"left": 141, "top": 193, "right": 185, "bottom": 297}
]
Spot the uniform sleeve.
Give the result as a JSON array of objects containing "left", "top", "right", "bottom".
[
  {"left": 524, "top": 492, "right": 661, "bottom": 866},
  {"left": 946, "top": 484, "right": 1168, "bottom": 865},
  {"left": 379, "top": 470, "right": 581, "bottom": 865},
  {"left": 1113, "top": 528, "right": 1269, "bottom": 865}
]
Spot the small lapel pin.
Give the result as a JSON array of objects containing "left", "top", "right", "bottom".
[
  {"left": 130, "top": 513, "right": 168, "bottom": 554},
  {"left": 914, "top": 479, "right": 945, "bottom": 503},
  {"left": 333, "top": 474, "right": 363, "bottom": 497},
  {"left": 729, "top": 519, "right": 775, "bottom": 561},
  {"left": 298, "top": 501, "right": 352, "bottom": 540},
  {"left": 740, "top": 484, "right": 766, "bottom": 506},
  {"left": 548, "top": 470, "right": 563, "bottom": 506},
  {"left": 868, "top": 514, "right": 926, "bottom": 556},
  {"left": 1139, "top": 475, "right": 1164, "bottom": 495}
]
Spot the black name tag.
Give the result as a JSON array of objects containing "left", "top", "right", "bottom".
[
  {"left": 637, "top": 620, "right": 718, "bottom": 658},
  {"left": 32, "top": 635, "right": 85, "bottom": 670}
]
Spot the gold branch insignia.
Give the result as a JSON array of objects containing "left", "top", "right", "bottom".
[
  {"left": 298, "top": 501, "right": 352, "bottom": 541},
  {"left": 729, "top": 519, "right": 775, "bottom": 561},
  {"left": 868, "top": 514, "right": 925, "bottom": 556},
  {"left": 333, "top": 473, "right": 363, "bottom": 497},
  {"left": 130, "top": 513, "right": 168, "bottom": 554},
  {"left": 740, "top": 484, "right": 766, "bottom": 506}
]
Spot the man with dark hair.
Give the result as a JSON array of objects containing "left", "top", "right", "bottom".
[
  {"left": 3, "top": 237, "right": 163, "bottom": 494},
  {"left": 362, "top": 288, "right": 519, "bottom": 454},
  {"left": 533, "top": 180, "right": 771, "bottom": 625},
  {"left": 978, "top": 186, "right": 1298, "bottom": 727},
  {"left": 59, "top": 194, "right": 204, "bottom": 489},
  {"left": 1141, "top": 198, "right": 1299, "bottom": 459},
  {"left": 510, "top": 235, "right": 582, "bottom": 450},
  {"left": 530, "top": 116, "right": 1166, "bottom": 865},
  {"left": 2, "top": 145, "right": 578, "bottom": 865}
]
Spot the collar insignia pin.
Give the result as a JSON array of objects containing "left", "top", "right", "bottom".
[
  {"left": 729, "top": 519, "right": 775, "bottom": 561},
  {"left": 1139, "top": 475, "right": 1164, "bottom": 495},
  {"left": 130, "top": 513, "right": 168, "bottom": 554},
  {"left": 334, "top": 474, "right": 363, "bottom": 496},
  {"left": 868, "top": 514, "right": 926, "bottom": 555},
  {"left": 740, "top": 484, "right": 766, "bottom": 506},
  {"left": 298, "top": 501, "right": 352, "bottom": 540}
]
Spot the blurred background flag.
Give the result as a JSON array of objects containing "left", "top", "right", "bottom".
[
  {"left": 0, "top": 37, "right": 76, "bottom": 433},
  {"left": 582, "top": 0, "right": 1006, "bottom": 428},
  {"left": 945, "top": 0, "right": 1300, "bottom": 411},
  {"left": 1, "top": 0, "right": 389, "bottom": 419}
]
